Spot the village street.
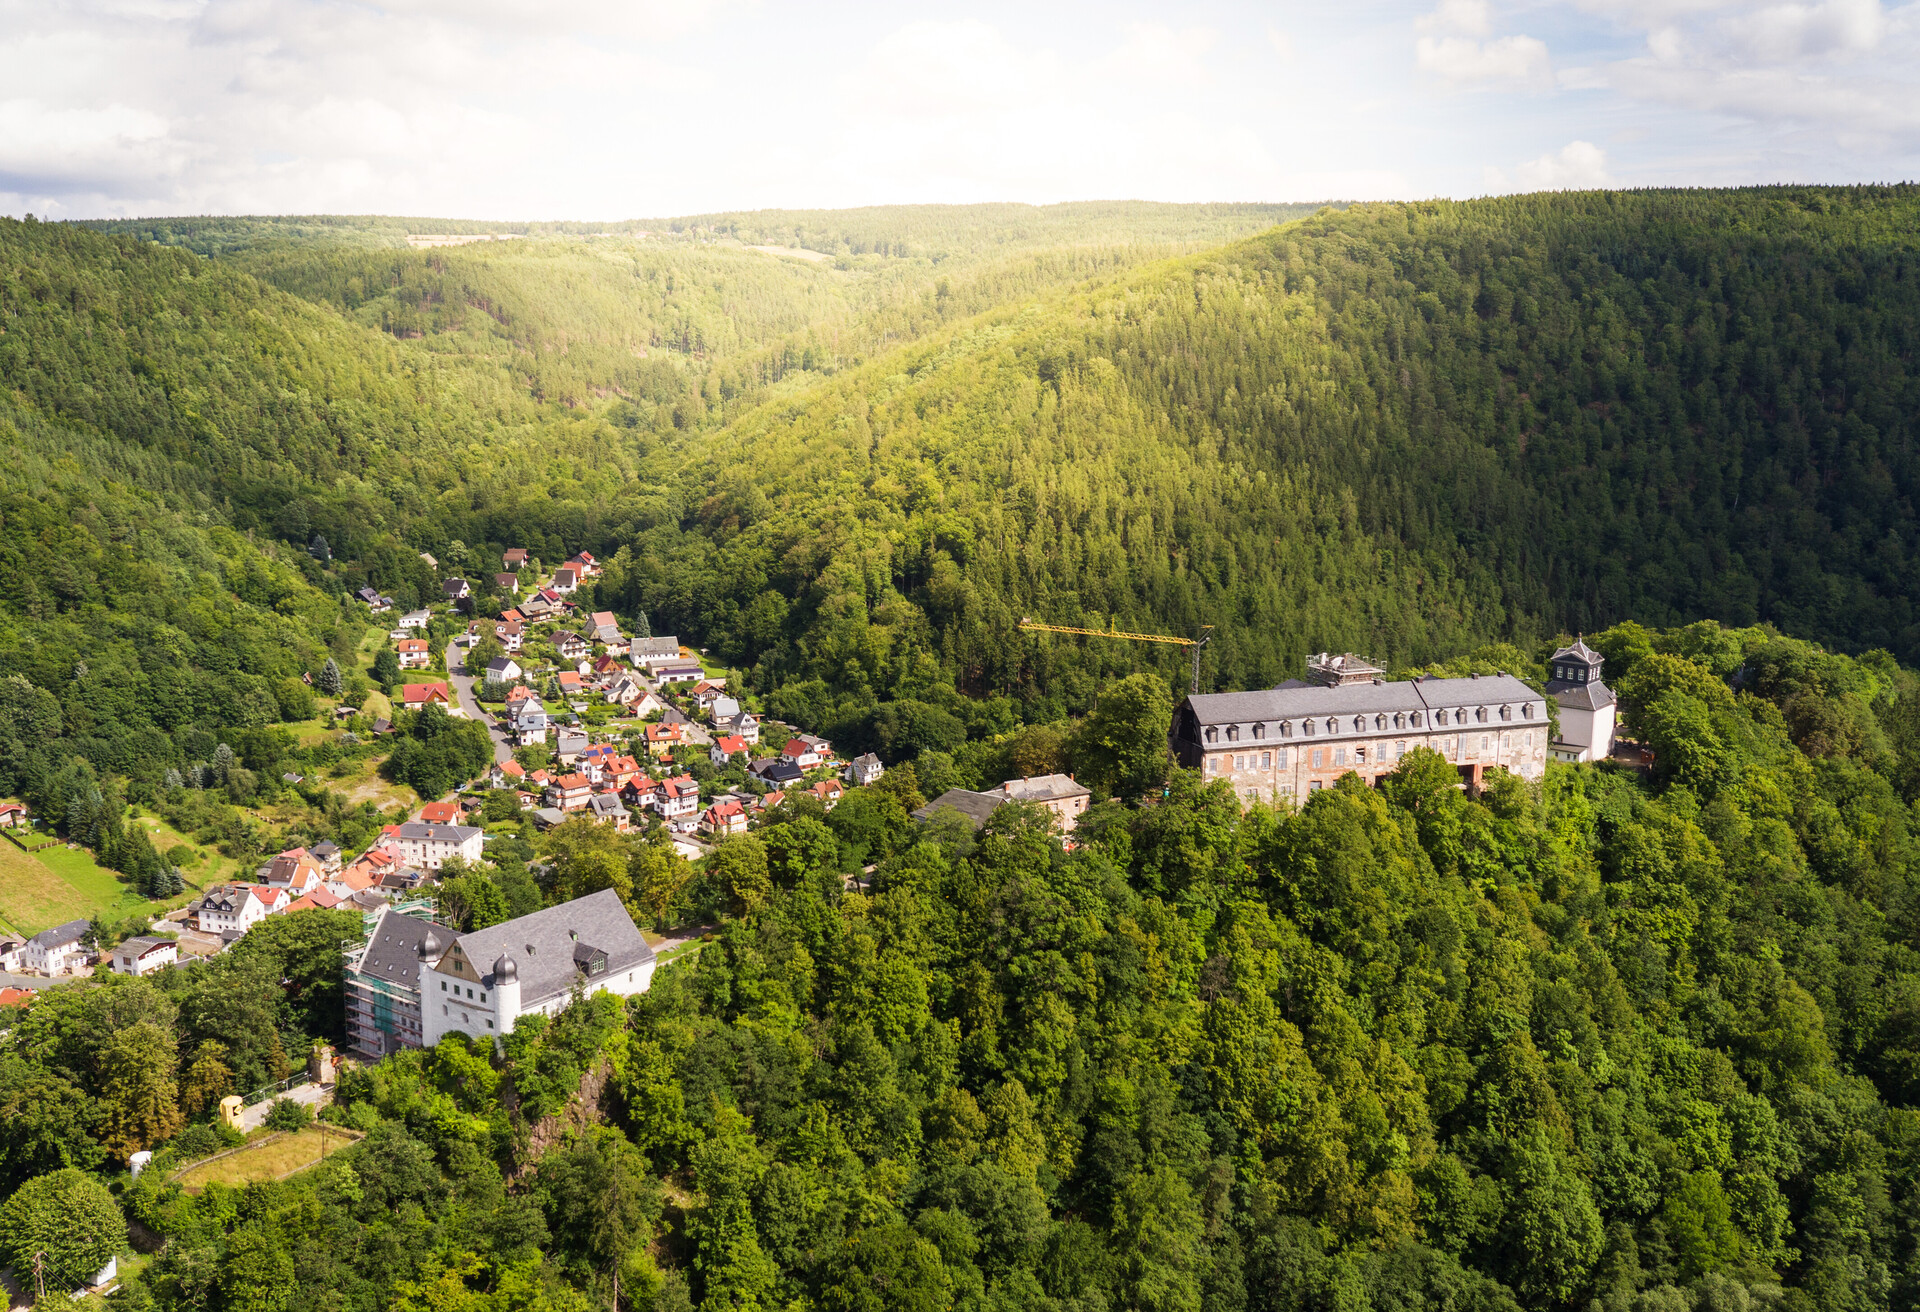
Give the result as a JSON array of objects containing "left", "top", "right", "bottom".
[{"left": 445, "top": 638, "right": 514, "bottom": 765}]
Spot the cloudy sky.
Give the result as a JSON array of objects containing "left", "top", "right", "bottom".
[{"left": 3, "top": 0, "right": 1917, "bottom": 220}]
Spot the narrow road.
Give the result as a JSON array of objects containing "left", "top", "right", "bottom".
[{"left": 445, "top": 639, "right": 514, "bottom": 765}]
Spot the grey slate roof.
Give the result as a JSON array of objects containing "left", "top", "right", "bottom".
[
  {"left": 394, "top": 822, "right": 483, "bottom": 844},
  {"left": 589, "top": 794, "right": 629, "bottom": 819},
  {"left": 1549, "top": 681, "right": 1617, "bottom": 711},
  {"left": 353, "top": 907, "right": 451, "bottom": 986},
  {"left": 913, "top": 788, "right": 1004, "bottom": 829},
  {"left": 1182, "top": 673, "right": 1545, "bottom": 738},
  {"left": 449, "top": 888, "right": 652, "bottom": 1006},
  {"left": 999, "top": 774, "right": 1091, "bottom": 802},
  {"left": 29, "top": 918, "right": 90, "bottom": 948},
  {"left": 118, "top": 935, "right": 172, "bottom": 955}
]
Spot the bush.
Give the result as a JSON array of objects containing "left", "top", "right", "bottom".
[{"left": 264, "top": 1098, "right": 314, "bottom": 1132}]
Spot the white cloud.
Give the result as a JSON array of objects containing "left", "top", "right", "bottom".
[
  {"left": 1419, "top": 0, "right": 1495, "bottom": 36},
  {"left": 1417, "top": 32, "right": 1553, "bottom": 84},
  {"left": 1492, "top": 140, "right": 1614, "bottom": 190}
]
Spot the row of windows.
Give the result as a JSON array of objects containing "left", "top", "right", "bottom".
[
  {"left": 1214, "top": 731, "right": 1536, "bottom": 775},
  {"left": 1204, "top": 703, "right": 1535, "bottom": 744},
  {"left": 441, "top": 979, "right": 487, "bottom": 1004}
]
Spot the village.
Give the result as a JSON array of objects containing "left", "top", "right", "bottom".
[{"left": 0, "top": 544, "right": 1096, "bottom": 1047}]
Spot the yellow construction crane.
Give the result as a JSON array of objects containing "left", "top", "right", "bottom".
[{"left": 1017, "top": 618, "right": 1215, "bottom": 694}]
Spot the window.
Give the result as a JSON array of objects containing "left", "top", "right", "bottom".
[
  {"left": 1309, "top": 780, "right": 1323, "bottom": 792},
  {"left": 1234, "top": 755, "right": 1244, "bottom": 770},
  {"left": 1253, "top": 723, "right": 1265, "bottom": 739},
  {"left": 1352, "top": 716, "right": 1365, "bottom": 733},
  {"left": 1476, "top": 707, "right": 1488, "bottom": 722},
  {"left": 1411, "top": 711, "right": 1422, "bottom": 727},
  {"left": 1227, "top": 725, "right": 1239, "bottom": 742},
  {"left": 442, "top": 1004, "right": 448, "bottom": 1015},
  {"left": 481, "top": 992, "right": 487, "bottom": 1003},
  {"left": 1394, "top": 712, "right": 1405, "bottom": 729},
  {"left": 1524, "top": 732, "right": 1532, "bottom": 748},
  {"left": 1312, "top": 748, "right": 1323, "bottom": 769},
  {"left": 487, "top": 1020, "right": 495, "bottom": 1029},
  {"left": 1335, "top": 747, "right": 1348, "bottom": 766},
  {"left": 1500, "top": 705, "right": 1512, "bottom": 721},
  {"left": 1281, "top": 720, "right": 1293, "bottom": 737},
  {"left": 441, "top": 981, "right": 447, "bottom": 991},
  {"left": 1326, "top": 717, "right": 1339, "bottom": 734},
  {"left": 1205, "top": 726, "right": 1217, "bottom": 743},
  {"left": 1521, "top": 703, "right": 1534, "bottom": 719},
  {"left": 1481, "top": 735, "right": 1490, "bottom": 753},
  {"left": 1434, "top": 708, "right": 1447, "bottom": 725},
  {"left": 1261, "top": 752, "right": 1271, "bottom": 769},
  {"left": 1397, "top": 741, "right": 1406, "bottom": 758},
  {"left": 1276, "top": 748, "right": 1288, "bottom": 768},
  {"left": 1355, "top": 746, "right": 1367, "bottom": 763}
]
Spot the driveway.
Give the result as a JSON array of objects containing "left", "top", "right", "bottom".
[{"left": 446, "top": 639, "right": 514, "bottom": 765}]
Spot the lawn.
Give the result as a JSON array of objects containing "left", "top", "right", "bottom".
[
  {"left": 0, "top": 837, "right": 169, "bottom": 937},
  {"left": 174, "top": 1126, "right": 355, "bottom": 1192}
]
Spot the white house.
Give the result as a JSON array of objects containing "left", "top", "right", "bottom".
[
  {"left": 396, "top": 638, "right": 432, "bottom": 670},
  {"left": 419, "top": 889, "right": 655, "bottom": 1046},
  {"left": 386, "top": 822, "right": 485, "bottom": 871},
  {"left": 846, "top": 752, "right": 884, "bottom": 786},
  {"left": 112, "top": 936, "right": 178, "bottom": 977},
  {"left": 192, "top": 886, "right": 278, "bottom": 937},
  {"left": 484, "top": 656, "right": 524, "bottom": 684},
  {"left": 509, "top": 696, "right": 549, "bottom": 746},
  {"left": 398, "top": 609, "right": 432, "bottom": 631},
  {"left": 718, "top": 709, "right": 760, "bottom": 745},
  {"left": 25, "top": 919, "right": 92, "bottom": 975},
  {"left": 1547, "top": 640, "right": 1618, "bottom": 763}
]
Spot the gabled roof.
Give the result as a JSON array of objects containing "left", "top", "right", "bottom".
[
  {"left": 913, "top": 789, "right": 1003, "bottom": 829},
  {"left": 588, "top": 794, "right": 628, "bottom": 817},
  {"left": 29, "top": 918, "right": 90, "bottom": 949},
  {"left": 401, "top": 682, "right": 451, "bottom": 704},
  {"left": 442, "top": 888, "right": 652, "bottom": 1006},
  {"left": 352, "top": 906, "right": 451, "bottom": 985}
]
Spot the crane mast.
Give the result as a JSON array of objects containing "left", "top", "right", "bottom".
[{"left": 1017, "top": 619, "right": 1214, "bottom": 695}]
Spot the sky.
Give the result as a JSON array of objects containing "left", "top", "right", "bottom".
[{"left": 3, "top": 0, "right": 1918, "bottom": 221}]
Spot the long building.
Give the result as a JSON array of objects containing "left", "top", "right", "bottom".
[{"left": 1170, "top": 652, "right": 1549, "bottom": 804}]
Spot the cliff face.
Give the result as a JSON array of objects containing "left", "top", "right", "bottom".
[{"left": 506, "top": 1053, "right": 616, "bottom": 1176}]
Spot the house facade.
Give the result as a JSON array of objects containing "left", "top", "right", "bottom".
[
  {"left": 994, "top": 774, "right": 1092, "bottom": 834},
  {"left": 112, "top": 936, "right": 178, "bottom": 976},
  {"left": 397, "top": 638, "right": 431, "bottom": 669},
  {"left": 193, "top": 886, "right": 279, "bottom": 937},
  {"left": 386, "top": 822, "right": 485, "bottom": 870},
  {"left": 420, "top": 889, "right": 655, "bottom": 1047},
  {"left": 846, "top": 753, "right": 884, "bottom": 786}
]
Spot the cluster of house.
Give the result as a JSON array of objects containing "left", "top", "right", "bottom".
[{"left": 344, "top": 888, "right": 653, "bottom": 1060}]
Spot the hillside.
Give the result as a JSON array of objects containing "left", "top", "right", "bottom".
[{"left": 615, "top": 187, "right": 1920, "bottom": 733}]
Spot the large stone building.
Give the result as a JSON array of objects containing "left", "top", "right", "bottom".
[
  {"left": 1545, "top": 640, "right": 1617, "bottom": 762},
  {"left": 420, "top": 889, "right": 655, "bottom": 1048},
  {"left": 1170, "top": 652, "right": 1549, "bottom": 803}
]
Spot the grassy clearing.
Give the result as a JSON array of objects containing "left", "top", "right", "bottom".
[
  {"left": 0, "top": 838, "right": 91, "bottom": 935},
  {"left": 175, "top": 1126, "right": 354, "bottom": 1191}
]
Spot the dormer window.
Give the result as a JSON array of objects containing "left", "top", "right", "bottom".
[
  {"left": 1500, "top": 705, "right": 1512, "bottom": 721},
  {"left": 1410, "top": 711, "right": 1422, "bottom": 727},
  {"left": 1374, "top": 714, "right": 1386, "bottom": 731},
  {"left": 1303, "top": 719, "right": 1314, "bottom": 735},
  {"left": 1281, "top": 720, "right": 1293, "bottom": 737},
  {"left": 1475, "top": 707, "right": 1488, "bottom": 723},
  {"left": 1434, "top": 708, "right": 1447, "bottom": 726},
  {"left": 1226, "top": 725, "right": 1239, "bottom": 742},
  {"left": 1394, "top": 712, "right": 1405, "bottom": 729},
  {"left": 1521, "top": 703, "right": 1534, "bottom": 719},
  {"left": 1205, "top": 726, "right": 1218, "bottom": 744},
  {"left": 1252, "top": 723, "right": 1265, "bottom": 739},
  {"left": 1325, "top": 717, "right": 1338, "bottom": 734},
  {"left": 1351, "top": 716, "right": 1365, "bottom": 733}
]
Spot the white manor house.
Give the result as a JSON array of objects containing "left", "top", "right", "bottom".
[{"left": 1172, "top": 644, "right": 1616, "bottom": 804}]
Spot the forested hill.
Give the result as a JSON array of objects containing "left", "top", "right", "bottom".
[{"left": 634, "top": 186, "right": 1920, "bottom": 734}]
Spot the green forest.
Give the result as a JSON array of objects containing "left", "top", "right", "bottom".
[
  {"left": 4, "top": 619, "right": 1920, "bottom": 1312},
  {"left": 5, "top": 190, "right": 1920, "bottom": 1311}
]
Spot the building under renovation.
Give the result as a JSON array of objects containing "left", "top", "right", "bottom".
[{"left": 343, "top": 899, "right": 448, "bottom": 1058}]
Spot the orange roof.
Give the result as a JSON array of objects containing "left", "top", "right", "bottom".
[
  {"left": 498, "top": 760, "right": 526, "bottom": 777},
  {"left": 397, "top": 639, "right": 429, "bottom": 652},
  {"left": 336, "top": 865, "right": 378, "bottom": 890},
  {"left": 714, "top": 735, "right": 746, "bottom": 754},
  {"left": 784, "top": 738, "right": 811, "bottom": 755},
  {"left": 419, "top": 801, "right": 460, "bottom": 824},
  {"left": 555, "top": 773, "right": 591, "bottom": 790},
  {"left": 708, "top": 798, "right": 745, "bottom": 817},
  {"left": 0, "top": 987, "right": 36, "bottom": 1008},
  {"left": 287, "top": 888, "right": 343, "bottom": 913},
  {"left": 402, "top": 682, "right": 451, "bottom": 705}
]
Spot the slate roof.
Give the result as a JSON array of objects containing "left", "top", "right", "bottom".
[
  {"left": 447, "top": 888, "right": 652, "bottom": 1006},
  {"left": 1181, "top": 672, "right": 1544, "bottom": 737},
  {"left": 913, "top": 789, "right": 1003, "bottom": 829},
  {"left": 393, "top": 822, "right": 483, "bottom": 844},
  {"left": 998, "top": 773, "right": 1090, "bottom": 802},
  {"left": 589, "top": 794, "right": 629, "bottom": 819},
  {"left": 354, "top": 907, "right": 451, "bottom": 987},
  {"left": 1549, "top": 681, "right": 1617, "bottom": 711}
]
